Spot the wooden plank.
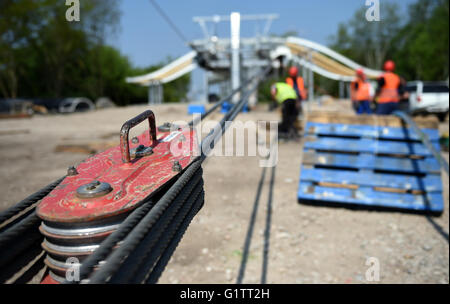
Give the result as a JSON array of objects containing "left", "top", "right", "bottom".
[
  {"left": 306, "top": 111, "right": 439, "bottom": 129},
  {"left": 300, "top": 167, "right": 443, "bottom": 192},
  {"left": 298, "top": 181, "right": 444, "bottom": 213},
  {"left": 0, "top": 113, "right": 32, "bottom": 119},
  {"left": 302, "top": 151, "right": 441, "bottom": 174},
  {"left": 317, "top": 182, "right": 358, "bottom": 190},
  {"left": 305, "top": 122, "right": 440, "bottom": 141},
  {"left": 372, "top": 187, "right": 424, "bottom": 195},
  {"left": 0, "top": 129, "right": 30, "bottom": 136},
  {"left": 304, "top": 136, "right": 440, "bottom": 157}
]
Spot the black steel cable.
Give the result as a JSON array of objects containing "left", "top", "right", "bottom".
[
  {"left": 72, "top": 200, "right": 156, "bottom": 283},
  {"left": 236, "top": 166, "right": 267, "bottom": 284},
  {"left": 86, "top": 160, "right": 202, "bottom": 283},
  {"left": 138, "top": 67, "right": 271, "bottom": 284},
  {"left": 201, "top": 67, "right": 271, "bottom": 159},
  {"left": 87, "top": 162, "right": 201, "bottom": 283},
  {"left": 393, "top": 110, "right": 449, "bottom": 175},
  {"left": 148, "top": 0, "right": 189, "bottom": 44},
  {"left": 129, "top": 181, "right": 204, "bottom": 284},
  {"left": 108, "top": 173, "right": 203, "bottom": 283},
  {"left": 10, "top": 251, "right": 46, "bottom": 284},
  {"left": 0, "top": 206, "right": 35, "bottom": 234},
  {"left": 0, "top": 212, "right": 41, "bottom": 247},
  {"left": 261, "top": 165, "right": 276, "bottom": 284},
  {"left": 188, "top": 73, "right": 267, "bottom": 126},
  {"left": 0, "top": 177, "right": 64, "bottom": 225},
  {"left": 220, "top": 69, "right": 270, "bottom": 125},
  {"left": 73, "top": 150, "right": 201, "bottom": 283},
  {"left": 5, "top": 62, "right": 273, "bottom": 284},
  {"left": 0, "top": 246, "right": 44, "bottom": 284},
  {"left": 145, "top": 190, "right": 205, "bottom": 284},
  {"left": 0, "top": 230, "right": 42, "bottom": 270}
]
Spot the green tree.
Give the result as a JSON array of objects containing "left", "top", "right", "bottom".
[
  {"left": 328, "top": 0, "right": 449, "bottom": 83},
  {"left": 0, "top": 0, "right": 192, "bottom": 106},
  {"left": 0, "top": 0, "right": 123, "bottom": 100},
  {"left": 393, "top": 0, "right": 449, "bottom": 80},
  {"left": 0, "top": 0, "right": 45, "bottom": 98},
  {"left": 329, "top": 3, "right": 401, "bottom": 70}
]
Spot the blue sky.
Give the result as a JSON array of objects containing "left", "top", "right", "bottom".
[{"left": 111, "top": 0, "right": 416, "bottom": 68}]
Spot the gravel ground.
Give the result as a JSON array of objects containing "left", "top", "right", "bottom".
[{"left": 0, "top": 101, "right": 448, "bottom": 284}]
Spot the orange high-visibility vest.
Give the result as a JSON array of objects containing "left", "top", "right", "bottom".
[
  {"left": 378, "top": 72, "right": 400, "bottom": 103},
  {"left": 351, "top": 79, "right": 371, "bottom": 101},
  {"left": 286, "top": 77, "right": 307, "bottom": 100}
]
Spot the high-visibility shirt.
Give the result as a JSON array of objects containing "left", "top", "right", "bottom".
[
  {"left": 378, "top": 72, "right": 400, "bottom": 103},
  {"left": 274, "top": 83, "right": 297, "bottom": 104},
  {"left": 286, "top": 76, "right": 307, "bottom": 100},
  {"left": 350, "top": 79, "right": 371, "bottom": 101}
]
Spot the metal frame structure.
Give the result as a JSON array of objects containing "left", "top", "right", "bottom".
[{"left": 126, "top": 13, "right": 384, "bottom": 104}]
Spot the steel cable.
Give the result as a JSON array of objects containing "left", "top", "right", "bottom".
[
  {"left": 85, "top": 160, "right": 202, "bottom": 283},
  {"left": 129, "top": 182, "right": 204, "bottom": 283},
  {"left": 73, "top": 200, "right": 156, "bottom": 283},
  {"left": 200, "top": 66, "right": 272, "bottom": 159},
  {"left": 393, "top": 110, "right": 449, "bottom": 175},
  {"left": 3, "top": 61, "right": 273, "bottom": 284},
  {"left": 0, "top": 177, "right": 64, "bottom": 225},
  {"left": 145, "top": 191, "right": 205, "bottom": 284},
  {"left": 0, "top": 245, "right": 44, "bottom": 284},
  {"left": 124, "top": 67, "right": 269, "bottom": 283},
  {"left": 0, "top": 230, "right": 42, "bottom": 270},
  {"left": 236, "top": 166, "right": 267, "bottom": 284},
  {"left": 188, "top": 72, "right": 269, "bottom": 126},
  {"left": 108, "top": 173, "right": 203, "bottom": 283},
  {"left": 0, "top": 212, "right": 41, "bottom": 247}
]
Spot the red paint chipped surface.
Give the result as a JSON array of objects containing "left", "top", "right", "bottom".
[{"left": 37, "top": 126, "right": 199, "bottom": 223}]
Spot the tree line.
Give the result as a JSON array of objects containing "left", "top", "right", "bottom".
[
  {"left": 0, "top": 0, "right": 189, "bottom": 106},
  {"left": 261, "top": 0, "right": 449, "bottom": 101},
  {"left": 1, "top": 0, "right": 447, "bottom": 105},
  {"left": 320, "top": 0, "right": 449, "bottom": 95}
]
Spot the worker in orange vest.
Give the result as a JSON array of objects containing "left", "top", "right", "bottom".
[
  {"left": 350, "top": 68, "right": 372, "bottom": 114},
  {"left": 286, "top": 66, "right": 307, "bottom": 101},
  {"left": 374, "top": 60, "right": 406, "bottom": 115}
]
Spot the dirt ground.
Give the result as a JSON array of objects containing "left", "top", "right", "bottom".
[{"left": 0, "top": 101, "right": 448, "bottom": 284}]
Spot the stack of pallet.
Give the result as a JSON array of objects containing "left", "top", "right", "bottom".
[{"left": 297, "top": 113, "right": 444, "bottom": 215}]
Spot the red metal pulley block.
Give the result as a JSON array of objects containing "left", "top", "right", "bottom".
[{"left": 36, "top": 110, "right": 199, "bottom": 283}]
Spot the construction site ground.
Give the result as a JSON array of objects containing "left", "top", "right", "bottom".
[{"left": 0, "top": 100, "right": 448, "bottom": 284}]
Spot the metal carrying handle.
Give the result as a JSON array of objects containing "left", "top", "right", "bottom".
[{"left": 120, "top": 110, "right": 157, "bottom": 163}]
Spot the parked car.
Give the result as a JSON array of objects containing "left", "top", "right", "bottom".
[
  {"left": 58, "top": 97, "right": 95, "bottom": 113},
  {"left": 0, "top": 98, "right": 34, "bottom": 115},
  {"left": 32, "top": 98, "right": 64, "bottom": 113},
  {"left": 405, "top": 81, "right": 449, "bottom": 121}
]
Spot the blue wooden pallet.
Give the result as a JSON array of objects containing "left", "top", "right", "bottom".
[
  {"left": 298, "top": 122, "right": 444, "bottom": 214},
  {"left": 306, "top": 122, "right": 440, "bottom": 141},
  {"left": 304, "top": 136, "right": 440, "bottom": 157},
  {"left": 302, "top": 151, "right": 442, "bottom": 174},
  {"left": 300, "top": 166, "right": 443, "bottom": 192}
]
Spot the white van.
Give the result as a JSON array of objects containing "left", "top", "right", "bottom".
[{"left": 405, "top": 81, "right": 449, "bottom": 121}]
